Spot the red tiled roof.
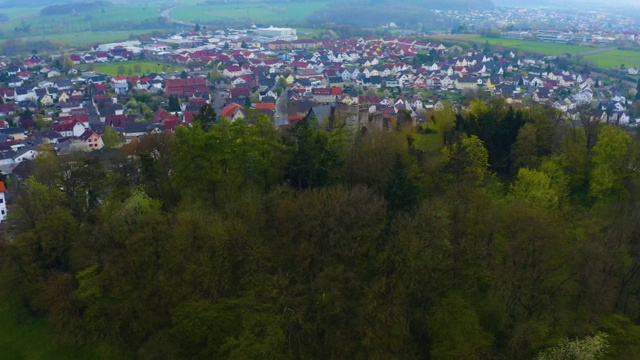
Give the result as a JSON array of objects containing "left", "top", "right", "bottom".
[
  {"left": 221, "top": 103, "right": 243, "bottom": 118},
  {"left": 255, "top": 103, "right": 275, "bottom": 110}
]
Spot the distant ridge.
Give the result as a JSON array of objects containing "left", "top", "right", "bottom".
[{"left": 308, "top": 0, "right": 494, "bottom": 28}]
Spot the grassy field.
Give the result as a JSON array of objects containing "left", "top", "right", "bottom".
[
  {"left": 463, "top": 37, "right": 594, "bottom": 56},
  {"left": 0, "top": 4, "right": 164, "bottom": 46},
  {"left": 297, "top": 27, "right": 324, "bottom": 39},
  {"left": 584, "top": 50, "right": 640, "bottom": 69},
  {"left": 79, "top": 61, "right": 185, "bottom": 76},
  {"left": 171, "top": 1, "right": 330, "bottom": 24},
  {"left": 10, "top": 30, "right": 165, "bottom": 47}
]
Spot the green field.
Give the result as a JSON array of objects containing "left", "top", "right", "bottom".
[
  {"left": 464, "top": 37, "right": 595, "bottom": 56},
  {"left": 171, "top": 1, "right": 330, "bottom": 24},
  {"left": 584, "top": 50, "right": 640, "bottom": 69},
  {"left": 11, "top": 30, "right": 165, "bottom": 47},
  {"left": 79, "top": 61, "right": 185, "bottom": 76},
  {"left": 297, "top": 27, "right": 324, "bottom": 39},
  {"left": 0, "top": 4, "right": 164, "bottom": 46}
]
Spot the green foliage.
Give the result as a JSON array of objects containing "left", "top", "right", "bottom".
[
  {"left": 535, "top": 332, "right": 609, "bottom": 360},
  {"left": 427, "top": 296, "right": 494, "bottom": 360},
  {"left": 442, "top": 134, "right": 490, "bottom": 183},
  {"left": 385, "top": 154, "right": 419, "bottom": 213},
  {"left": 102, "top": 126, "right": 120, "bottom": 148},
  {"left": 509, "top": 168, "right": 558, "bottom": 209},
  {"left": 6, "top": 99, "right": 640, "bottom": 360},
  {"left": 167, "top": 95, "right": 180, "bottom": 112},
  {"left": 283, "top": 119, "right": 344, "bottom": 190},
  {"left": 590, "top": 125, "right": 633, "bottom": 200}
]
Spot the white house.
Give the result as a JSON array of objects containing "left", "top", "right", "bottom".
[{"left": 0, "top": 182, "right": 6, "bottom": 222}]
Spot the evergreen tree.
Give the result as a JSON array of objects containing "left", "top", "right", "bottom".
[
  {"left": 167, "top": 95, "right": 180, "bottom": 112},
  {"left": 384, "top": 154, "right": 418, "bottom": 213}
]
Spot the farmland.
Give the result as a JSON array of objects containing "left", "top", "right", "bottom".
[
  {"left": 464, "top": 37, "right": 594, "bottom": 56},
  {"left": 584, "top": 50, "right": 640, "bottom": 69},
  {"left": 0, "top": 4, "right": 167, "bottom": 48},
  {"left": 12, "top": 30, "right": 166, "bottom": 48},
  {"left": 170, "top": 1, "right": 331, "bottom": 25},
  {"left": 79, "top": 61, "right": 185, "bottom": 76}
]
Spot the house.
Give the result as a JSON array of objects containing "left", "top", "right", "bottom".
[
  {"left": 312, "top": 87, "right": 342, "bottom": 103},
  {"left": 0, "top": 181, "right": 6, "bottom": 222},
  {"left": 114, "top": 82, "right": 129, "bottom": 95},
  {"left": 455, "top": 77, "right": 482, "bottom": 90},
  {"left": 47, "top": 70, "right": 62, "bottom": 78},
  {"left": 123, "top": 122, "right": 150, "bottom": 143},
  {"left": 39, "top": 94, "right": 55, "bottom": 107},
  {"left": 220, "top": 103, "right": 245, "bottom": 121},
  {"left": 0, "top": 103, "right": 15, "bottom": 117},
  {"left": 13, "top": 147, "right": 37, "bottom": 163},
  {"left": 165, "top": 78, "right": 209, "bottom": 97},
  {"left": 79, "top": 130, "right": 104, "bottom": 150}
]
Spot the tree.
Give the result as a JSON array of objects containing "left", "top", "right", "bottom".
[
  {"left": 589, "top": 125, "right": 633, "bottom": 200},
  {"left": 535, "top": 333, "right": 608, "bottom": 360},
  {"left": 384, "top": 154, "right": 418, "bottom": 213},
  {"left": 442, "top": 135, "right": 490, "bottom": 184},
  {"left": 34, "top": 114, "right": 48, "bottom": 130},
  {"left": 102, "top": 126, "right": 120, "bottom": 148},
  {"left": 427, "top": 296, "right": 493, "bottom": 360},
  {"left": 575, "top": 104, "right": 601, "bottom": 152},
  {"left": 430, "top": 106, "right": 456, "bottom": 146},
  {"left": 194, "top": 23, "right": 200, "bottom": 32},
  {"left": 193, "top": 103, "right": 217, "bottom": 130},
  {"left": 509, "top": 168, "right": 558, "bottom": 209},
  {"left": 167, "top": 95, "right": 180, "bottom": 112},
  {"left": 117, "top": 64, "right": 126, "bottom": 76},
  {"left": 283, "top": 119, "right": 343, "bottom": 190},
  {"left": 511, "top": 123, "right": 539, "bottom": 171}
]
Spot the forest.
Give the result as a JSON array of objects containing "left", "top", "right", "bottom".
[{"left": 2, "top": 98, "right": 640, "bottom": 359}]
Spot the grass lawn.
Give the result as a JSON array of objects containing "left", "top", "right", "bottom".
[
  {"left": 79, "top": 61, "right": 185, "bottom": 76},
  {"left": 584, "top": 50, "right": 640, "bottom": 69},
  {"left": 171, "top": 1, "right": 330, "bottom": 25},
  {"left": 414, "top": 132, "right": 443, "bottom": 153},
  {"left": 462, "top": 37, "right": 594, "bottom": 56},
  {"left": 414, "top": 122, "right": 445, "bottom": 154}
]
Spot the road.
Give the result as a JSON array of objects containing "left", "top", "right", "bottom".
[
  {"left": 574, "top": 47, "right": 617, "bottom": 57},
  {"left": 160, "top": 7, "right": 196, "bottom": 27},
  {"left": 275, "top": 87, "right": 290, "bottom": 127}
]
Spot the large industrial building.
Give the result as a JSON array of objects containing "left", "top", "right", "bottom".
[{"left": 254, "top": 26, "right": 298, "bottom": 42}]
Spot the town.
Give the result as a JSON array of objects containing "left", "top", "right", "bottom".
[{"left": 0, "top": 23, "right": 637, "bottom": 208}]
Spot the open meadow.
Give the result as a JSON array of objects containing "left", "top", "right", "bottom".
[
  {"left": 584, "top": 50, "right": 640, "bottom": 69},
  {"left": 0, "top": 4, "right": 166, "bottom": 48},
  {"left": 79, "top": 61, "right": 185, "bottom": 76},
  {"left": 171, "top": 1, "right": 331, "bottom": 25},
  {"left": 13, "top": 30, "right": 165, "bottom": 48},
  {"left": 464, "top": 37, "right": 594, "bottom": 56}
]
